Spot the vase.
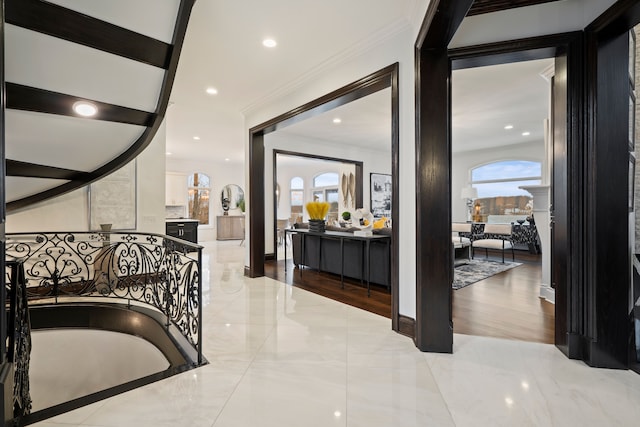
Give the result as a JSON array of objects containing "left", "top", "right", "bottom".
[{"left": 308, "top": 219, "right": 326, "bottom": 233}]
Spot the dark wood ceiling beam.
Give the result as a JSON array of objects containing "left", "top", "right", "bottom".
[
  {"left": 5, "top": 0, "right": 171, "bottom": 69},
  {"left": 6, "top": 83, "right": 155, "bottom": 127},
  {"left": 6, "top": 0, "right": 196, "bottom": 213},
  {"left": 468, "top": 0, "right": 559, "bottom": 16},
  {"left": 7, "top": 159, "right": 92, "bottom": 181}
]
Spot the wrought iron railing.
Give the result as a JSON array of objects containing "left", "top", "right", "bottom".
[
  {"left": 5, "top": 232, "right": 204, "bottom": 365},
  {"left": 5, "top": 260, "right": 32, "bottom": 419}
]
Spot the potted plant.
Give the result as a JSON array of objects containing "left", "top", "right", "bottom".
[{"left": 306, "top": 201, "right": 330, "bottom": 232}]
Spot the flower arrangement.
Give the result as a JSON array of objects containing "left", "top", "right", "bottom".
[{"left": 305, "top": 201, "right": 330, "bottom": 220}]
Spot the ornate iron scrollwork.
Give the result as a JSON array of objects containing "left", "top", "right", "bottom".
[
  {"left": 6, "top": 232, "right": 203, "bottom": 366},
  {"left": 6, "top": 260, "right": 32, "bottom": 418}
]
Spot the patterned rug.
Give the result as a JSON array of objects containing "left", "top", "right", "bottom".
[{"left": 453, "top": 259, "right": 522, "bottom": 290}]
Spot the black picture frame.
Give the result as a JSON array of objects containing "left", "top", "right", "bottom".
[
  {"left": 630, "top": 154, "right": 636, "bottom": 213},
  {"left": 630, "top": 91, "right": 636, "bottom": 152},
  {"left": 631, "top": 30, "right": 637, "bottom": 88},
  {"left": 370, "top": 173, "right": 392, "bottom": 218}
]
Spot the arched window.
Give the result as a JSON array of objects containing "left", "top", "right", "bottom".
[
  {"left": 470, "top": 160, "right": 541, "bottom": 222},
  {"left": 312, "top": 172, "right": 339, "bottom": 217},
  {"left": 188, "top": 172, "right": 210, "bottom": 225},
  {"left": 290, "top": 177, "right": 304, "bottom": 217}
]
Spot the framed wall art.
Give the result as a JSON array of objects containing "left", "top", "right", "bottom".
[{"left": 370, "top": 173, "right": 391, "bottom": 218}]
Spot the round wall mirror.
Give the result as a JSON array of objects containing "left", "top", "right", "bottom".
[{"left": 221, "top": 184, "right": 244, "bottom": 213}]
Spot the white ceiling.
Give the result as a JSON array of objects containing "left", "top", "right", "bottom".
[
  {"left": 165, "top": 1, "right": 559, "bottom": 164},
  {"left": 452, "top": 58, "right": 554, "bottom": 153},
  {"left": 165, "top": 0, "right": 419, "bottom": 162},
  {"left": 275, "top": 88, "right": 392, "bottom": 153}
]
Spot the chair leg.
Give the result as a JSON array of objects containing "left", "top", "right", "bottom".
[
  {"left": 485, "top": 248, "right": 488, "bottom": 258},
  {"left": 511, "top": 246, "right": 515, "bottom": 261}
]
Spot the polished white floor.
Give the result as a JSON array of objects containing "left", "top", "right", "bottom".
[
  {"left": 30, "top": 330, "right": 169, "bottom": 411},
  {"left": 34, "top": 240, "right": 640, "bottom": 427}
]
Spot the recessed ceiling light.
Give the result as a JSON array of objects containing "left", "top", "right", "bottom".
[
  {"left": 166, "top": 152, "right": 172, "bottom": 156},
  {"left": 73, "top": 101, "right": 97, "bottom": 117},
  {"left": 522, "top": 131, "right": 530, "bottom": 136},
  {"left": 333, "top": 118, "right": 342, "bottom": 124},
  {"left": 206, "top": 87, "right": 218, "bottom": 95},
  {"left": 193, "top": 136, "right": 200, "bottom": 140},
  {"left": 224, "top": 158, "right": 230, "bottom": 162},
  {"left": 262, "top": 38, "right": 277, "bottom": 48},
  {"left": 504, "top": 125, "right": 513, "bottom": 130}
]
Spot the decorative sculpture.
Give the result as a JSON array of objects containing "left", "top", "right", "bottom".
[{"left": 352, "top": 208, "right": 374, "bottom": 236}]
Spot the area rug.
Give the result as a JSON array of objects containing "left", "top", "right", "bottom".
[{"left": 453, "top": 259, "right": 522, "bottom": 290}]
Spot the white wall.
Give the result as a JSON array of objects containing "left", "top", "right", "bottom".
[
  {"left": 275, "top": 157, "right": 355, "bottom": 221},
  {"left": 452, "top": 141, "right": 544, "bottom": 222},
  {"left": 165, "top": 157, "right": 245, "bottom": 242},
  {"left": 7, "top": 121, "right": 168, "bottom": 235},
  {"left": 245, "top": 25, "right": 416, "bottom": 318}
]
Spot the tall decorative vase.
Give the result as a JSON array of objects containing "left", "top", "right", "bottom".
[{"left": 308, "top": 219, "right": 326, "bottom": 233}]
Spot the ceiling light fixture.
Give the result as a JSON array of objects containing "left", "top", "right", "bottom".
[
  {"left": 333, "top": 118, "right": 342, "bottom": 124},
  {"left": 262, "top": 38, "right": 277, "bottom": 48},
  {"left": 206, "top": 87, "right": 218, "bottom": 95},
  {"left": 224, "top": 158, "right": 230, "bottom": 162},
  {"left": 522, "top": 131, "right": 530, "bottom": 136},
  {"left": 73, "top": 101, "right": 98, "bottom": 117},
  {"left": 504, "top": 125, "right": 513, "bottom": 130},
  {"left": 193, "top": 136, "right": 200, "bottom": 140},
  {"left": 166, "top": 152, "right": 172, "bottom": 156}
]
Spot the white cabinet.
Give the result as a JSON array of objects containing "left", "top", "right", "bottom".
[{"left": 165, "top": 173, "right": 187, "bottom": 205}]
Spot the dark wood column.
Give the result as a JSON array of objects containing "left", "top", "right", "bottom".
[
  {"left": 583, "top": 29, "right": 631, "bottom": 368},
  {"left": 0, "top": 1, "right": 12, "bottom": 421},
  {"left": 414, "top": 0, "right": 474, "bottom": 352},
  {"left": 248, "top": 131, "right": 265, "bottom": 278}
]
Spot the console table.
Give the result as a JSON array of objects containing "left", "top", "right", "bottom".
[{"left": 284, "top": 228, "right": 391, "bottom": 296}]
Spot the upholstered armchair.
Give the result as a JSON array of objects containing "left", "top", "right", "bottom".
[{"left": 471, "top": 223, "right": 514, "bottom": 263}]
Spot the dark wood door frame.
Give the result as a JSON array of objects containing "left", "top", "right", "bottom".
[
  {"left": 582, "top": 0, "right": 640, "bottom": 369},
  {"left": 415, "top": 0, "right": 585, "bottom": 354},
  {"left": 449, "top": 33, "right": 584, "bottom": 360},
  {"left": 249, "top": 63, "right": 401, "bottom": 331},
  {"left": 272, "top": 150, "right": 363, "bottom": 258},
  {"left": 0, "top": 3, "right": 11, "bottom": 421}
]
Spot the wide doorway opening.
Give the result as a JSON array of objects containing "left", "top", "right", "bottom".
[
  {"left": 451, "top": 58, "right": 555, "bottom": 344},
  {"left": 249, "top": 64, "right": 400, "bottom": 328}
]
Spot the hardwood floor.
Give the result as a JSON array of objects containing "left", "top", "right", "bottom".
[
  {"left": 264, "top": 250, "right": 554, "bottom": 344},
  {"left": 264, "top": 259, "right": 392, "bottom": 317},
  {"left": 453, "top": 254, "right": 554, "bottom": 344}
]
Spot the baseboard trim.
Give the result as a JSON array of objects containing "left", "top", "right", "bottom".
[
  {"left": 539, "top": 285, "right": 555, "bottom": 303},
  {"left": 265, "top": 253, "right": 275, "bottom": 261},
  {"left": 244, "top": 266, "right": 251, "bottom": 277},
  {"left": 397, "top": 315, "right": 415, "bottom": 339}
]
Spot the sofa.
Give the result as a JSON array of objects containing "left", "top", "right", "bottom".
[{"left": 290, "top": 223, "right": 391, "bottom": 289}]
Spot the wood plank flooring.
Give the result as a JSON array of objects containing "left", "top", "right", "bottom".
[
  {"left": 264, "top": 250, "right": 554, "bottom": 344},
  {"left": 264, "top": 259, "right": 392, "bottom": 318},
  {"left": 453, "top": 255, "right": 555, "bottom": 344}
]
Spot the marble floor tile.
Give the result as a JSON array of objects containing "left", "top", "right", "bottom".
[{"left": 31, "top": 240, "right": 640, "bottom": 427}]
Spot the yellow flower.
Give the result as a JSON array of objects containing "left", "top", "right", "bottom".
[{"left": 305, "top": 201, "right": 330, "bottom": 220}]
